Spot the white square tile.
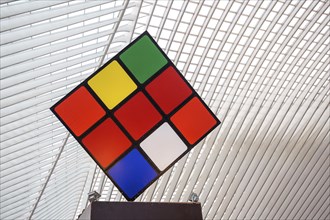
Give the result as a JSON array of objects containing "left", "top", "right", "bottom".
[{"left": 140, "top": 122, "right": 187, "bottom": 171}]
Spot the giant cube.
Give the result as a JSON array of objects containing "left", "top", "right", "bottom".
[{"left": 51, "top": 32, "right": 220, "bottom": 201}]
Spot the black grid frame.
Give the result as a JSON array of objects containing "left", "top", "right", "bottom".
[{"left": 50, "top": 31, "right": 221, "bottom": 201}]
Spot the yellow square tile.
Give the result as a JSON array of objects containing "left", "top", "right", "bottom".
[{"left": 88, "top": 60, "right": 137, "bottom": 109}]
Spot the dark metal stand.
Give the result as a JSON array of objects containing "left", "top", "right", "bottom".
[{"left": 78, "top": 201, "right": 203, "bottom": 220}]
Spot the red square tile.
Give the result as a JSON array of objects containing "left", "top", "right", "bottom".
[
  {"left": 145, "top": 66, "right": 192, "bottom": 114},
  {"left": 170, "top": 97, "right": 218, "bottom": 145},
  {"left": 54, "top": 86, "right": 105, "bottom": 136},
  {"left": 114, "top": 92, "right": 162, "bottom": 141},
  {"left": 82, "top": 118, "right": 132, "bottom": 168}
]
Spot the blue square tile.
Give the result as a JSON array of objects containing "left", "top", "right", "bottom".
[{"left": 108, "top": 149, "right": 157, "bottom": 200}]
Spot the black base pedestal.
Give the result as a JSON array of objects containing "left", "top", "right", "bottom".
[{"left": 78, "top": 201, "right": 203, "bottom": 220}]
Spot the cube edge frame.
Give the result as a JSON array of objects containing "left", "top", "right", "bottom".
[{"left": 50, "top": 31, "right": 221, "bottom": 201}]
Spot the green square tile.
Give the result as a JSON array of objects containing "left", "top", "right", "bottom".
[{"left": 119, "top": 35, "right": 167, "bottom": 84}]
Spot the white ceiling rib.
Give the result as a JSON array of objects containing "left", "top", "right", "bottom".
[
  {"left": 0, "top": 1, "right": 329, "bottom": 220},
  {"left": 208, "top": 5, "right": 328, "bottom": 218}
]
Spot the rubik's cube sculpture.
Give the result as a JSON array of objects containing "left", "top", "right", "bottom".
[{"left": 51, "top": 32, "right": 220, "bottom": 201}]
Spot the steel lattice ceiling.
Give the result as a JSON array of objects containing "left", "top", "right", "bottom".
[{"left": 0, "top": 0, "right": 329, "bottom": 219}]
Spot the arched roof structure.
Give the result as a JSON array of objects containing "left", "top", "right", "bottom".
[{"left": 1, "top": 1, "right": 329, "bottom": 219}]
